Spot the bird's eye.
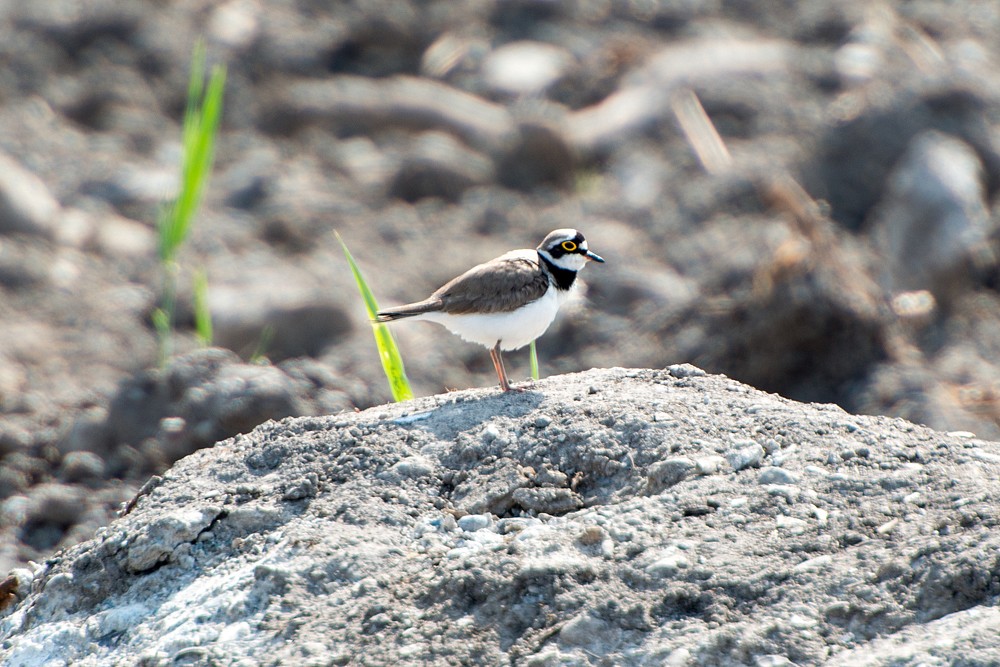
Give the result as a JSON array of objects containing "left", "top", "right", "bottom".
[{"left": 561, "top": 241, "right": 578, "bottom": 252}]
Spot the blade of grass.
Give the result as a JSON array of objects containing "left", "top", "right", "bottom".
[
  {"left": 193, "top": 268, "right": 213, "bottom": 346},
  {"left": 335, "top": 232, "right": 414, "bottom": 402},
  {"left": 154, "top": 258, "right": 179, "bottom": 366},
  {"left": 153, "top": 307, "right": 172, "bottom": 365},
  {"left": 250, "top": 324, "right": 275, "bottom": 364},
  {"left": 154, "top": 41, "right": 227, "bottom": 365},
  {"left": 529, "top": 340, "right": 539, "bottom": 380},
  {"left": 159, "top": 43, "right": 227, "bottom": 263}
]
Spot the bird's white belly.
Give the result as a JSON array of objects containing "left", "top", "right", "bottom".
[{"left": 419, "top": 287, "right": 565, "bottom": 351}]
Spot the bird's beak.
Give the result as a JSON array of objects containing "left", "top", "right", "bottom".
[{"left": 584, "top": 249, "right": 605, "bottom": 263}]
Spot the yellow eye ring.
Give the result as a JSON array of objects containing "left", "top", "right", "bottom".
[{"left": 561, "top": 240, "right": 578, "bottom": 252}]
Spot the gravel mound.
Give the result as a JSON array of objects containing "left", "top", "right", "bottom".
[
  {"left": 3, "top": 0, "right": 1000, "bottom": 614},
  {"left": 3, "top": 367, "right": 999, "bottom": 666}
]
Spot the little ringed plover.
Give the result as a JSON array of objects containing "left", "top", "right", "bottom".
[{"left": 375, "top": 228, "right": 605, "bottom": 391}]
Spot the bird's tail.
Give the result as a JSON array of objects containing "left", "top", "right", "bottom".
[{"left": 374, "top": 299, "right": 442, "bottom": 323}]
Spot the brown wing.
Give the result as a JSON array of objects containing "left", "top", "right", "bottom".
[{"left": 433, "top": 255, "right": 549, "bottom": 315}]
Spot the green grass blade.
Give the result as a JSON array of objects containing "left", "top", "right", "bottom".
[
  {"left": 157, "top": 42, "right": 205, "bottom": 261},
  {"left": 250, "top": 325, "right": 275, "bottom": 364},
  {"left": 183, "top": 43, "right": 206, "bottom": 151},
  {"left": 152, "top": 307, "right": 171, "bottom": 366},
  {"left": 529, "top": 340, "right": 539, "bottom": 380},
  {"left": 154, "top": 43, "right": 227, "bottom": 366},
  {"left": 335, "top": 232, "right": 414, "bottom": 402},
  {"left": 193, "top": 268, "right": 213, "bottom": 346},
  {"left": 186, "top": 41, "right": 206, "bottom": 128},
  {"left": 159, "top": 47, "right": 227, "bottom": 263}
]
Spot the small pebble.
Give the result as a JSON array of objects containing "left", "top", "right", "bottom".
[
  {"left": 482, "top": 41, "right": 572, "bottom": 97},
  {"left": 727, "top": 442, "right": 765, "bottom": 471},
  {"left": 390, "top": 456, "right": 435, "bottom": 478},
  {"left": 647, "top": 550, "right": 689, "bottom": 576},
  {"left": 667, "top": 364, "right": 706, "bottom": 378},
  {"left": 534, "top": 467, "right": 568, "bottom": 487},
  {"left": 458, "top": 514, "right": 492, "bottom": 532},
  {"left": 0, "top": 151, "right": 60, "bottom": 237},
  {"left": 766, "top": 485, "right": 800, "bottom": 504},
  {"left": 824, "top": 600, "right": 851, "bottom": 616},
  {"left": 789, "top": 613, "right": 817, "bottom": 629},
  {"left": 558, "top": 613, "right": 609, "bottom": 647},
  {"left": 59, "top": 451, "right": 105, "bottom": 483},
  {"left": 158, "top": 416, "right": 186, "bottom": 434},
  {"left": 759, "top": 467, "right": 799, "bottom": 485},
  {"left": 695, "top": 456, "right": 726, "bottom": 475},
  {"left": 775, "top": 515, "right": 808, "bottom": 534},
  {"left": 665, "top": 648, "right": 692, "bottom": 666},
  {"left": 437, "top": 514, "right": 458, "bottom": 532},
  {"left": 795, "top": 555, "right": 832, "bottom": 572},
  {"left": 876, "top": 518, "right": 899, "bottom": 535},
  {"left": 511, "top": 487, "right": 582, "bottom": 514},
  {"left": 647, "top": 457, "right": 695, "bottom": 491},
  {"left": 92, "top": 603, "right": 149, "bottom": 639}
]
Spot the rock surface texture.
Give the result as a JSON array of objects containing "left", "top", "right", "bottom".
[
  {"left": 3, "top": 368, "right": 1000, "bottom": 666},
  {"left": 3, "top": 0, "right": 1000, "bottom": 611}
]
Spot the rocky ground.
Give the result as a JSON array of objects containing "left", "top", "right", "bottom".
[
  {"left": 3, "top": 368, "right": 1000, "bottom": 666},
  {"left": 1, "top": 0, "right": 1000, "bottom": 619}
]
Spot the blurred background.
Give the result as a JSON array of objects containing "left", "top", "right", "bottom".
[{"left": 1, "top": 0, "right": 999, "bottom": 574}]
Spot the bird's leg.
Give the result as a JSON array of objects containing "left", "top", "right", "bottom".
[{"left": 490, "top": 341, "right": 512, "bottom": 391}]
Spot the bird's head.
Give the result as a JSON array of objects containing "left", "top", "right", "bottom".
[{"left": 537, "top": 228, "right": 605, "bottom": 271}]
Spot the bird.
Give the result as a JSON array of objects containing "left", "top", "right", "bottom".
[{"left": 375, "top": 228, "right": 605, "bottom": 391}]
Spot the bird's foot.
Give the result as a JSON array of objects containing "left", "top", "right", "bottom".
[{"left": 501, "top": 379, "right": 533, "bottom": 392}]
